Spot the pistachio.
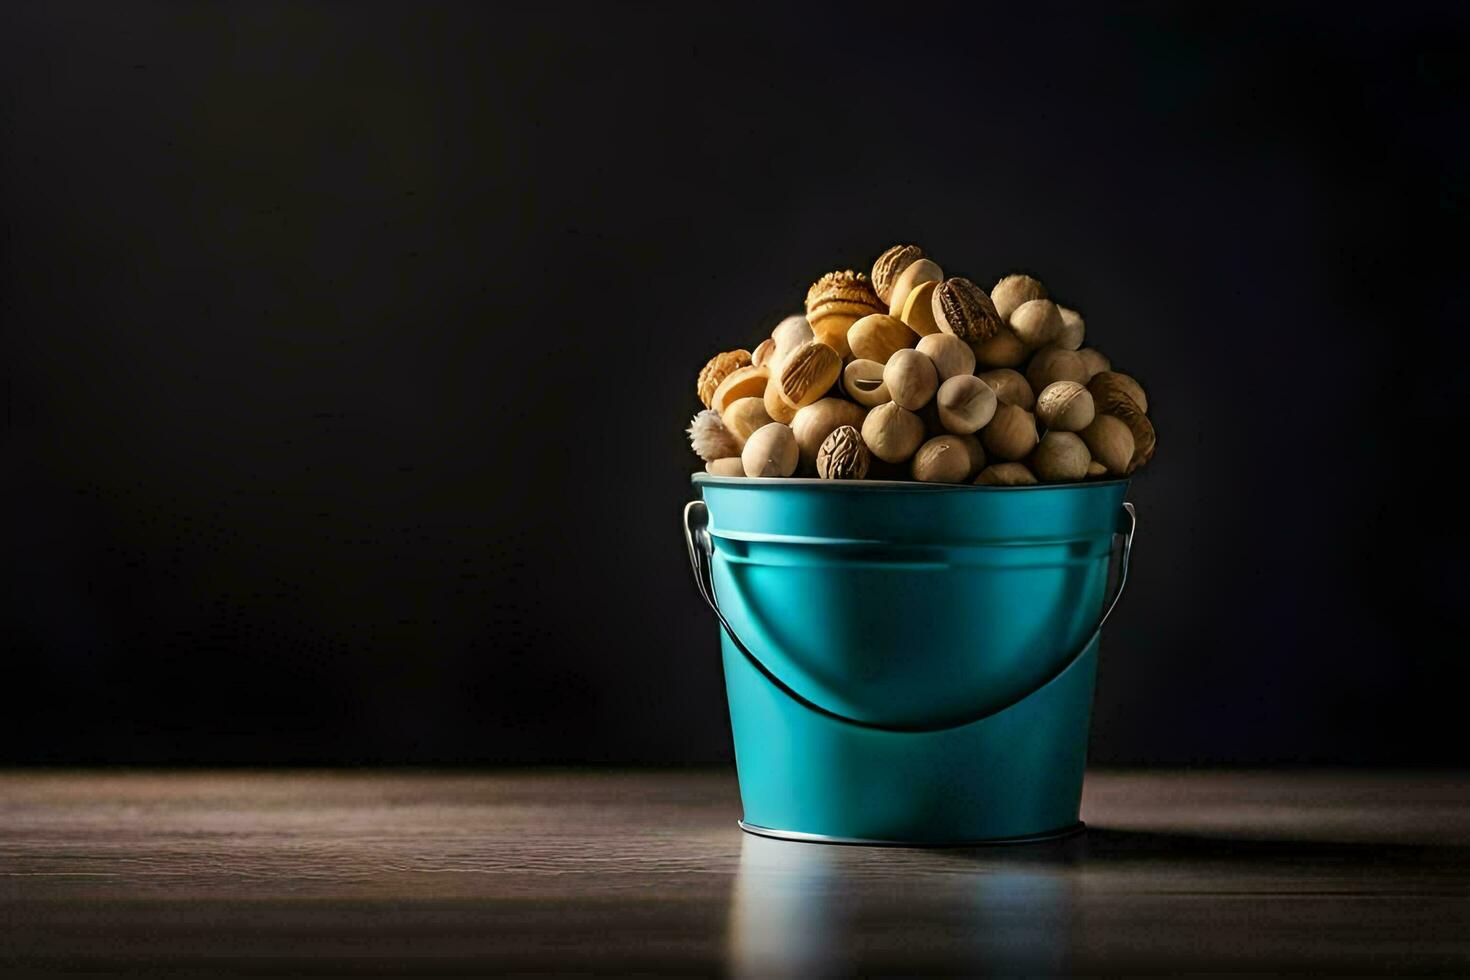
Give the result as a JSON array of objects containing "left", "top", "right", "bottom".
[{"left": 816, "top": 424, "right": 871, "bottom": 480}]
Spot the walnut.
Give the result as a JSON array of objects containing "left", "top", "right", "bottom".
[{"left": 816, "top": 425, "right": 870, "bottom": 480}]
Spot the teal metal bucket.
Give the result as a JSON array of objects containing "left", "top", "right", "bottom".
[{"left": 684, "top": 475, "right": 1136, "bottom": 845}]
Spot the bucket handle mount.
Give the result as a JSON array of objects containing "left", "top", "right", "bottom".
[{"left": 682, "top": 498, "right": 1137, "bottom": 734}]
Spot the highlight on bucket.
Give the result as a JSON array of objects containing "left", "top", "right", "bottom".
[{"left": 680, "top": 245, "right": 1149, "bottom": 845}]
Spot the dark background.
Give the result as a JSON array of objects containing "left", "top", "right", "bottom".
[{"left": 3, "top": 1, "right": 1467, "bottom": 766}]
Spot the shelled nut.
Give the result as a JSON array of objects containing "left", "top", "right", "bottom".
[
  {"left": 883, "top": 348, "right": 939, "bottom": 411},
  {"left": 975, "top": 462, "right": 1038, "bottom": 486},
  {"left": 911, "top": 435, "right": 974, "bottom": 484},
  {"left": 861, "top": 402, "right": 925, "bottom": 463},
  {"left": 977, "top": 368, "right": 1035, "bottom": 410},
  {"left": 1031, "top": 430, "right": 1091, "bottom": 482},
  {"left": 916, "top": 333, "right": 976, "bottom": 381},
  {"left": 792, "top": 398, "right": 867, "bottom": 472},
  {"left": 741, "top": 422, "right": 799, "bottom": 478},
  {"left": 936, "top": 375, "right": 998, "bottom": 434},
  {"left": 1035, "top": 381, "right": 1095, "bottom": 432},
  {"left": 843, "top": 359, "right": 892, "bottom": 407},
  {"left": 980, "top": 403, "right": 1038, "bottom": 461}
]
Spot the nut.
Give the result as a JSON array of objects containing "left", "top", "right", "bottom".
[
  {"left": 1086, "top": 459, "right": 1107, "bottom": 478},
  {"left": 882, "top": 348, "right": 939, "bottom": 411},
  {"left": 1102, "top": 397, "right": 1156, "bottom": 473},
  {"left": 911, "top": 435, "right": 973, "bottom": 484},
  {"left": 1077, "top": 347, "right": 1111, "bottom": 378},
  {"left": 932, "top": 277, "right": 1003, "bottom": 343},
  {"left": 792, "top": 398, "right": 867, "bottom": 472},
  {"left": 1088, "top": 371, "right": 1149, "bottom": 415},
  {"left": 741, "top": 422, "right": 799, "bottom": 478},
  {"left": 816, "top": 424, "right": 870, "bottom": 480},
  {"left": 1025, "top": 345, "right": 1089, "bottom": 392},
  {"left": 861, "top": 402, "right": 925, "bottom": 463},
  {"left": 1031, "top": 430, "right": 1091, "bottom": 482},
  {"left": 980, "top": 402, "right": 1038, "bottom": 461},
  {"left": 899, "top": 278, "right": 943, "bottom": 335},
  {"left": 887, "top": 258, "right": 944, "bottom": 317},
  {"left": 1035, "top": 381, "right": 1095, "bottom": 432},
  {"left": 842, "top": 359, "right": 892, "bottom": 407},
  {"left": 710, "top": 364, "right": 771, "bottom": 415},
  {"left": 1079, "top": 414, "right": 1134, "bottom": 475},
  {"left": 779, "top": 340, "right": 842, "bottom": 409},
  {"left": 1057, "top": 305, "right": 1085, "bottom": 350},
  {"left": 977, "top": 368, "right": 1035, "bottom": 410},
  {"left": 806, "top": 271, "right": 884, "bottom": 358},
  {"left": 764, "top": 376, "right": 797, "bottom": 423},
  {"left": 751, "top": 337, "right": 777, "bottom": 368},
  {"left": 1009, "top": 299, "right": 1065, "bottom": 348},
  {"left": 974, "top": 462, "right": 1038, "bottom": 486},
  {"left": 697, "top": 349, "right": 752, "bottom": 408},
  {"left": 971, "top": 326, "right": 1027, "bottom": 368},
  {"left": 848, "top": 314, "right": 917, "bottom": 364},
  {"left": 721, "top": 396, "right": 773, "bottom": 445},
  {"left": 991, "top": 274, "right": 1047, "bottom": 323},
  {"left": 871, "top": 245, "right": 924, "bottom": 305},
  {"left": 687, "top": 409, "right": 742, "bottom": 462},
  {"left": 770, "top": 315, "right": 815, "bottom": 368},
  {"left": 705, "top": 457, "right": 745, "bottom": 477},
  {"left": 916, "top": 333, "right": 976, "bottom": 381},
  {"left": 936, "top": 375, "right": 998, "bottom": 434}
]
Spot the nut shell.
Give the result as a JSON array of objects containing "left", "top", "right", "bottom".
[
  {"left": 932, "top": 277, "right": 1003, "bottom": 343},
  {"left": 871, "top": 245, "right": 924, "bottom": 305},
  {"left": 1056, "top": 305, "right": 1085, "bottom": 351},
  {"left": 975, "top": 462, "right": 1038, "bottom": 486},
  {"left": 779, "top": 341, "right": 842, "bottom": 409},
  {"left": 710, "top": 364, "right": 771, "bottom": 415},
  {"left": 882, "top": 348, "right": 939, "bottom": 411},
  {"left": 697, "top": 349, "right": 752, "bottom": 408},
  {"left": 816, "top": 425, "right": 870, "bottom": 480},
  {"left": 1009, "top": 299, "right": 1065, "bottom": 348},
  {"left": 887, "top": 259, "right": 944, "bottom": 317},
  {"left": 991, "top": 274, "right": 1047, "bottom": 323},
  {"left": 1025, "top": 346, "right": 1089, "bottom": 393},
  {"left": 936, "top": 374, "right": 998, "bottom": 435},
  {"left": 848, "top": 314, "right": 917, "bottom": 364},
  {"left": 861, "top": 402, "right": 925, "bottom": 463},
  {"left": 1035, "top": 381, "right": 1095, "bottom": 432},
  {"left": 1080, "top": 414, "right": 1134, "bottom": 475},
  {"left": 741, "top": 422, "right": 799, "bottom": 478},
  {"left": 977, "top": 368, "right": 1035, "bottom": 411},
  {"left": 791, "top": 398, "right": 867, "bottom": 473},
  {"left": 1088, "top": 371, "right": 1149, "bottom": 415},
  {"left": 911, "top": 435, "right": 973, "bottom": 484},
  {"left": 1031, "top": 431, "right": 1091, "bottom": 482},
  {"left": 1102, "top": 397, "right": 1156, "bottom": 473},
  {"left": 842, "top": 358, "right": 892, "bottom": 407},
  {"left": 916, "top": 333, "right": 976, "bottom": 382},
  {"left": 980, "top": 402, "right": 1038, "bottom": 461}
]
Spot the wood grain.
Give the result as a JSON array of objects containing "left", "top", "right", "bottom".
[{"left": 1, "top": 770, "right": 1467, "bottom": 975}]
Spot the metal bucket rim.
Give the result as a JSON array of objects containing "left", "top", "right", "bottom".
[{"left": 692, "top": 473, "right": 1130, "bottom": 493}]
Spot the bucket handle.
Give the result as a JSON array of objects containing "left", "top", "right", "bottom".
[{"left": 682, "top": 497, "right": 1137, "bottom": 735}]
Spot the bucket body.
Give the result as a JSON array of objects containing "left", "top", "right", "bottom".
[{"left": 690, "top": 475, "right": 1132, "bottom": 844}]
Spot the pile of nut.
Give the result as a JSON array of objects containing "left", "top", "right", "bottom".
[{"left": 687, "top": 245, "right": 1155, "bottom": 485}]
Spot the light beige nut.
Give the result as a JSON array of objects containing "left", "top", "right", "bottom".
[
  {"left": 991, "top": 274, "right": 1047, "bottom": 323},
  {"left": 805, "top": 271, "right": 884, "bottom": 359},
  {"left": 975, "top": 462, "right": 1038, "bottom": 486},
  {"left": 1056, "top": 305, "right": 1085, "bottom": 350},
  {"left": 710, "top": 364, "right": 771, "bottom": 415},
  {"left": 977, "top": 368, "right": 1035, "bottom": 410},
  {"left": 721, "top": 396, "right": 773, "bottom": 445},
  {"left": 779, "top": 340, "right": 842, "bottom": 409},
  {"left": 705, "top": 457, "right": 746, "bottom": 477},
  {"left": 842, "top": 358, "right": 892, "bottom": 407},
  {"left": 936, "top": 374, "right": 998, "bottom": 435},
  {"left": 1086, "top": 460, "right": 1108, "bottom": 478},
  {"left": 848, "top": 314, "right": 917, "bottom": 364},
  {"left": 741, "top": 422, "right": 799, "bottom": 478},
  {"left": 687, "top": 409, "right": 742, "bottom": 462},
  {"left": 1035, "top": 381, "right": 1095, "bottom": 432},
  {"left": 1088, "top": 371, "right": 1149, "bottom": 415},
  {"left": 1025, "top": 345, "right": 1089, "bottom": 393},
  {"left": 911, "top": 435, "right": 974, "bottom": 483},
  {"left": 1102, "top": 397, "right": 1156, "bottom": 473},
  {"left": 764, "top": 375, "right": 798, "bottom": 423},
  {"left": 1080, "top": 414, "right": 1135, "bottom": 475},
  {"left": 882, "top": 348, "right": 939, "bottom": 411},
  {"left": 1077, "top": 347, "right": 1111, "bottom": 378},
  {"left": 871, "top": 245, "right": 924, "bottom": 305},
  {"left": 770, "top": 315, "right": 815, "bottom": 368},
  {"left": 971, "top": 326, "right": 1028, "bottom": 368},
  {"left": 792, "top": 398, "right": 867, "bottom": 473},
  {"left": 900, "top": 278, "right": 943, "bottom": 335},
  {"left": 951, "top": 433, "right": 986, "bottom": 476},
  {"left": 932, "top": 277, "right": 1003, "bottom": 343},
  {"left": 861, "top": 402, "right": 925, "bottom": 463},
  {"left": 816, "top": 424, "right": 870, "bottom": 480},
  {"left": 980, "top": 402, "right": 1038, "bottom": 461},
  {"left": 697, "top": 349, "right": 752, "bottom": 408},
  {"left": 887, "top": 258, "right": 944, "bottom": 317},
  {"left": 1009, "top": 299, "right": 1065, "bottom": 348},
  {"left": 1031, "top": 430, "right": 1091, "bottom": 482},
  {"left": 916, "top": 333, "right": 976, "bottom": 381},
  {"left": 751, "top": 337, "right": 777, "bottom": 368}
]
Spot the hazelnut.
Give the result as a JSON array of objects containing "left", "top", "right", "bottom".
[
  {"left": 977, "top": 368, "right": 1035, "bottom": 411},
  {"left": 697, "top": 349, "right": 752, "bottom": 408},
  {"left": 848, "top": 314, "right": 917, "bottom": 364},
  {"left": 1056, "top": 305, "right": 1085, "bottom": 351},
  {"left": 1035, "top": 381, "right": 1095, "bottom": 432},
  {"left": 971, "top": 327, "right": 1028, "bottom": 368},
  {"left": 932, "top": 277, "right": 1003, "bottom": 343},
  {"left": 911, "top": 435, "right": 974, "bottom": 484},
  {"left": 991, "top": 274, "right": 1047, "bottom": 323},
  {"left": 936, "top": 375, "right": 998, "bottom": 435},
  {"left": 883, "top": 348, "right": 939, "bottom": 411},
  {"left": 1031, "top": 430, "right": 1091, "bottom": 482},
  {"left": 843, "top": 359, "right": 892, "bottom": 407},
  {"left": 1025, "top": 346, "right": 1089, "bottom": 393},
  {"left": 916, "top": 333, "right": 976, "bottom": 382},
  {"left": 770, "top": 315, "right": 815, "bottom": 368},
  {"left": 899, "top": 279, "right": 943, "bottom": 336},
  {"left": 817, "top": 425, "right": 871, "bottom": 480},
  {"left": 779, "top": 340, "right": 842, "bottom": 409},
  {"left": 861, "top": 402, "right": 925, "bottom": 463},
  {"left": 705, "top": 457, "right": 746, "bottom": 477},
  {"left": 741, "top": 422, "right": 799, "bottom": 478},
  {"left": 722, "top": 396, "right": 773, "bottom": 445},
  {"left": 981, "top": 402, "right": 1038, "bottom": 461},
  {"left": 792, "top": 398, "right": 867, "bottom": 473},
  {"left": 1009, "top": 299, "right": 1065, "bottom": 348},
  {"left": 1077, "top": 347, "right": 1111, "bottom": 379},
  {"left": 711, "top": 364, "right": 771, "bottom": 415},
  {"left": 751, "top": 337, "right": 777, "bottom": 369},
  {"left": 887, "top": 258, "right": 944, "bottom": 317},
  {"left": 954, "top": 433, "right": 987, "bottom": 476},
  {"left": 871, "top": 245, "right": 924, "bottom": 305},
  {"left": 974, "top": 462, "right": 1038, "bottom": 486},
  {"left": 1080, "top": 414, "right": 1135, "bottom": 475},
  {"left": 687, "top": 409, "right": 741, "bottom": 462},
  {"left": 1088, "top": 371, "right": 1149, "bottom": 415},
  {"left": 764, "top": 376, "right": 797, "bottom": 424}
]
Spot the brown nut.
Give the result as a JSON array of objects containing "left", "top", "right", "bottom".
[
  {"left": 1086, "top": 459, "right": 1108, "bottom": 478},
  {"left": 1035, "top": 381, "right": 1095, "bottom": 432},
  {"left": 916, "top": 333, "right": 976, "bottom": 382},
  {"left": 751, "top": 337, "right": 777, "bottom": 369},
  {"left": 687, "top": 409, "right": 742, "bottom": 462},
  {"left": 1077, "top": 347, "right": 1111, "bottom": 378},
  {"left": 1087, "top": 371, "right": 1149, "bottom": 415},
  {"left": 955, "top": 433, "right": 986, "bottom": 475},
  {"left": 991, "top": 274, "right": 1047, "bottom": 323},
  {"left": 971, "top": 326, "right": 1028, "bottom": 368},
  {"left": 980, "top": 402, "right": 1038, "bottom": 461},
  {"left": 779, "top": 340, "right": 842, "bottom": 410},
  {"left": 741, "top": 422, "right": 799, "bottom": 478},
  {"left": 1102, "top": 397, "right": 1156, "bottom": 473},
  {"left": 1009, "top": 299, "right": 1065, "bottom": 348},
  {"left": 861, "top": 402, "right": 925, "bottom": 463},
  {"left": 977, "top": 368, "right": 1035, "bottom": 411},
  {"left": 721, "top": 396, "right": 773, "bottom": 445},
  {"left": 763, "top": 375, "right": 798, "bottom": 424},
  {"left": 887, "top": 258, "right": 944, "bottom": 317},
  {"left": 1080, "top": 414, "right": 1134, "bottom": 475},
  {"left": 710, "top": 364, "right": 771, "bottom": 416},
  {"left": 792, "top": 398, "right": 867, "bottom": 473},
  {"left": 705, "top": 457, "right": 746, "bottom": 477},
  {"left": 842, "top": 358, "right": 892, "bottom": 407},
  {"left": 932, "top": 277, "right": 1003, "bottom": 343},
  {"left": 1057, "top": 305, "right": 1085, "bottom": 351},
  {"left": 975, "top": 462, "right": 1038, "bottom": 486},
  {"left": 882, "top": 348, "right": 939, "bottom": 411},
  {"left": 1025, "top": 345, "right": 1089, "bottom": 393},
  {"left": 816, "top": 424, "right": 871, "bottom": 480},
  {"left": 936, "top": 374, "right": 998, "bottom": 435},
  {"left": 900, "top": 278, "right": 943, "bottom": 335},
  {"left": 911, "top": 435, "right": 973, "bottom": 484},
  {"left": 770, "top": 315, "right": 815, "bottom": 368},
  {"left": 805, "top": 271, "right": 883, "bottom": 359},
  {"left": 697, "top": 349, "right": 752, "bottom": 408},
  {"left": 871, "top": 245, "right": 924, "bottom": 305},
  {"left": 848, "top": 314, "right": 916, "bottom": 364},
  {"left": 1031, "top": 430, "right": 1091, "bottom": 482}
]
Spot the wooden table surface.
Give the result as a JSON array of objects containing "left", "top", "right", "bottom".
[{"left": 1, "top": 770, "right": 1467, "bottom": 976}]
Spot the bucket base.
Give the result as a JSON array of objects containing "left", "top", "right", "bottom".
[{"left": 737, "top": 819, "right": 1086, "bottom": 847}]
